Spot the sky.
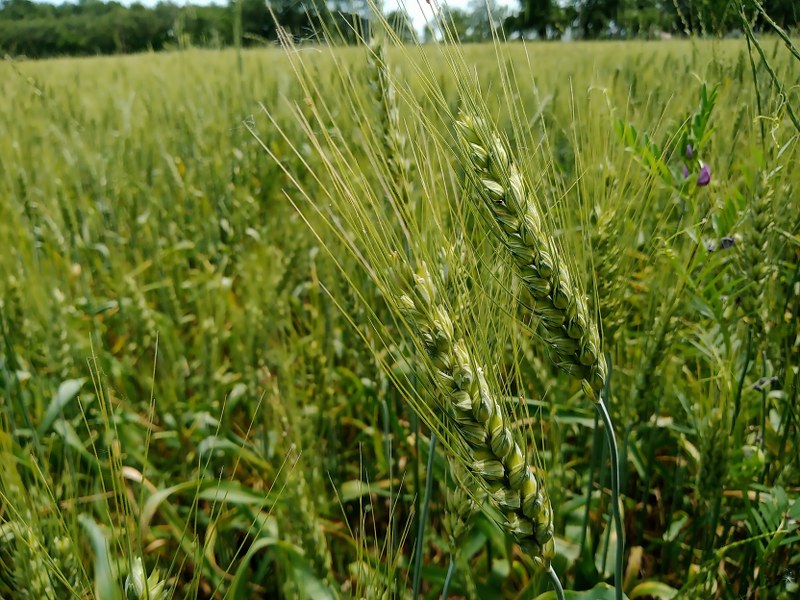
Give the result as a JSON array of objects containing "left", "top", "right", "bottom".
[{"left": 381, "top": 0, "right": 516, "bottom": 30}]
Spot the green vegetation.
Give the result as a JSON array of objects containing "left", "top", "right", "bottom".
[{"left": 1, "top": 17, "right": 799, "bottom": 600}]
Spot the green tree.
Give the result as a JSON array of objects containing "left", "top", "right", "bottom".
[
  {"left": 574, "top": 0, "right": 621, "bottom": 37},
  {"left": 517, "top": 0, "right": 553, "bottom": 38},
  {"left": 385, "top": 8, "right": 416, "bottom": 43}
]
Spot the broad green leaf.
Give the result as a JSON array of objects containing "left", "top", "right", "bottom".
[
  {"left": 52, "top": 420, "right": 95, "bottom": 462},
  {"left": 663, "top": 512, "right": 688, "bottom": 542},
  {"left": 287, "top": 553, "right": 338, "bottom": 600},
  {"left": 629, "top": 580, "right": 679, "bottom": 599},
  {"left": 140, "top": 481, "right": 201, "bottom": 528},
  {"left": 197, "top": 436, "right": 271, "bottom": 471},
  {"left": 595, "top": 519, "right": 621, "bottom": 579},
  {"left": 339, "top": 479, "right": 371, "bottom": 502},
  {"left": 195, "top": 480, "right": 277, "bottom": 506},
  {"left": 38, "top": 378, "right": 86, "bottom": 436},
  {"left": 535, "top": 582, "right": 629, "bottom": 599},
  {"left": 79, "top": 515, "right": 119, "bottom": 600}
]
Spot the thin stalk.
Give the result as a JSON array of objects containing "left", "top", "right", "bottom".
[
  {"left": 547, "top": 564, "right": 566, "bottom": 600},
  {"left": 412, "top": 434, "right": 437, "bottom": 600},
  {"left": 597, "top": 354, "right": 623, "bottom": 600},
  {"left": 597, "top": 429, "right": 609, "bottom": 574},
  {"left": 731, "top": 327, "right": 754, "bottom": 434},
  {"left": 770, "top": 377, "right": 796, "bottom": 485},
  {"left": 759, "top": 349, "right": 767, "bottom": 459},
  {"left": 442, "top": 557, "right": 456, "bottom": 600},
  {"left": 579, "top": 411, "right": 602, "bottom": 553},
  {"left": 381, "top": 396, "right": 396, "bottom": 553},
  {"left": 740, "top": 4, "right": 800, "bottom": 132}
]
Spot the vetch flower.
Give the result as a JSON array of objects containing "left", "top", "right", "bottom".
[
  {"left": 720, "top": 236, "right": 735, "bottom": 249},
  {"left": 685, "top": 143, "right": 693, "bottom": 159},
  {"left": 696, "top": 163, "right": 711, "bottom": 187},
  {"left": 682, "top": 164, "right": 689, "bottom": 178}
]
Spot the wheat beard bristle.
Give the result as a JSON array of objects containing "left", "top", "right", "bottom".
[
  {"left": 455, "top": 112, "right": 607, "bottom": 402},
  {"left": 394, "top": 257, "right": 555, "bottom": 562}
]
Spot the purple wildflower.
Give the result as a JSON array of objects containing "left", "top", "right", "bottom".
[
  {"left": 720, "top": 236, "right": 735, "bottom": 249},
  {"left": 682, "top": 164, "right": 689, "bottom": 178},
  {"left": 696, "top": 163, "right": 711, "bottom": 187},
  {"left": 706, "top": 240, "right": 716, "bottom": 252},
  {"left": 685, "top": 143, "right": 693, "bottom": 159}
]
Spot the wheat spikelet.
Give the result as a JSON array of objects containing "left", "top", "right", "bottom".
[
  {"left": 589, "top": 208, "right": 626, "bottom": 346},
  {"left": 393, "top": 257, "right": 555, "bottom": 563},
  {"left": 442, "top": 461, "right": 483, "bottom": 598},
  {"left": 367, "top": 37, "right": 411, "bottom": 207},
  {"left": 455, "top": 112, "right": 606, "bottom": 401},
  {"left": 739, "top": 171, "right": 776, "bottom": 339},
  {"left": 125, "top": 557, "right": 168, "bottom": 600},
  {"left": 443, "top": 460, "right": 484, "bottom": 548},
  {"left": 269, "top": 392, "right": 333, "bottom": 580}
]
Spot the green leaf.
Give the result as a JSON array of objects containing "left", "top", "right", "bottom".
[
  {"left": 287, "top": 553, "right": 338, "bottom": 600},
  {"left": 140, "top": 481, "right": 201, "bottom": 528},
  {"left": 195, "top": 480, "right": 277, "bottom": 506},
  {"left": 38, "top": 378, "right": 86, "bottom": 436},
  {"left": 52, "top": 420, "right": 95, "bottom": 461},
  {"left": 663, "top": 512, "right": 688, "bottom": 542},
  {"left": 535, "top": 582, "right": 629, "bottom": 599},
  {"left": 228, "top": 520, "right": 280, "bottom": 600},
  {"left": 197, "top": 436, "right": 271, "bottom": 470},
  {"left": 79, "top": 515, "right": 120, "bottom": 600},
  {"left": 629, "top": 580, "right": 678, "bottom": 599},
  {"left": 594, "top": 520, "right": 619, "bottom": 579}
]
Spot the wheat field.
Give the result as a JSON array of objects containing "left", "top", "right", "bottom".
[{"left": 0, "top": 35, "right": 798, "bottom": 599}]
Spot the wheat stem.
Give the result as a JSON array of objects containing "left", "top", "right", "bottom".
[
  {"left": 442, "top": 557, "right": 456, "bottom": 599},
  {"left": 547, "top": 564, "right": 566, "bottom": 600},
  {"left": 598, "top": 397, "right": 623, "bottom": 600},
  {"left": 412, "top": 434, "right": 437, "bottom": 600}
]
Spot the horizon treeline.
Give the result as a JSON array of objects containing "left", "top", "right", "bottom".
[{"left": 0, "top": 0, "right": 798, "bottom": 58}]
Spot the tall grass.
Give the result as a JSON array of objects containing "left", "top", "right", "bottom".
[{"left": 0, "top": 24, "right": 798, "bottom": 599}]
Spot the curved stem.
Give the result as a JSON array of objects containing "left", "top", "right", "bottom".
[
  {"left": 412, "top": 434, "right": 437, "bottom": 600},
  {"left": 442, "top": 556, "right": 456, "bottom": 600},
  {"left": 598, "top": 352, "right": 624, "bottom": 600},
  {"left": 579, "top": 410, "right": 601, "bottom": 553},
  {"left": 598, "top": 398, "right": 624, "bottom": 600},
  {"left": 547, "top": 564, "right": 566, "bottom": 600},
  {"left": 731, "top": 326, "right": 753, "bottom": 434}
]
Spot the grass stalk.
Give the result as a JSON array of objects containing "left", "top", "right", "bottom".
[
  {"left": 598, "top": 397, "right": 623, "bottom": 600},
  {"left": 442, "top": 557, "right": 456, "bottom": 600},
  {"left": 412, "top": 434, "right": 437, "bottom": 599},
  {"left": 579, "top": 410, "right": 602, "bottom": 553},
  {"left": 547, "top": 564, "right": 566, "bottom": 600}
]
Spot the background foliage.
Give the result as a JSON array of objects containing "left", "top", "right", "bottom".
[{"left": 0, "top": 11, "right": 799, "bottom": 600}]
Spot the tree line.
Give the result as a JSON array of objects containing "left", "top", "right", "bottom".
[{"left": 0, "top": 0, "right": 797, "bottom": 58}]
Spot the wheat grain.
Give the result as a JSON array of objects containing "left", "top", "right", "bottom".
[
  {"left": 367, "top": 37, "right": 411, "bottom": 208},
  {"left": 393, "top": 258, "right": 555, "bottom": 562},
  {"left": 455, "top": 112, "right": 606, "bottom": 401}
]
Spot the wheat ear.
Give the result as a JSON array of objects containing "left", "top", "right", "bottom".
[
  {"left": 443, "top": 460, "right": 483, "bottom": 549},
  {"left": 455, "top": 113, "right": 606, "bottom": 401},
  {"left": 393, "top": 258, "right": 555, "bottom": 562},
  {"left": 455, "top": 110, "right": 626, "bottom": 600},
  {"left": 367, "top": 37, "right": 411, "bottom": 207},
  {"left": 442, "top": 459, "right": 483, "bottom": 598},
  {"left": 739, "top": 171, "right": 776, "bottom": 340}
]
